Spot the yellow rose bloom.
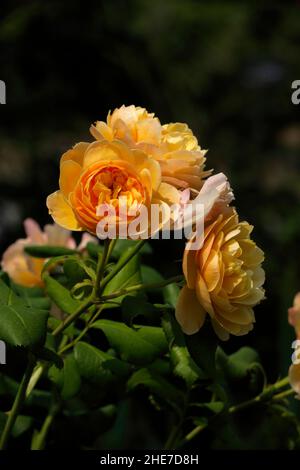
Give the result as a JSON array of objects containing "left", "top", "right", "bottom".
[
  {"left": 90, "top": 105, "right": 209, "bottom": 192},
  {"left": 161, "top": 123, "right": 200, "bottom": 152},
  {"left": 288, "top": 292, "right": 300, "bottom": 339},
  {"left": 289, "top": 363, "right": 300, "bottom": 399},
  {"left": 176, "top": 207, "right": 265, "bottom": 340},
  {"left": 46, "top": 139, "right": 180, "bottom": 236},
  {"left": 1, "top": 219, "right": 76, "bottom": 287},
  {"left": 288, "top": 294, "right": 300, "bottom": 399},
  {"left": 90, "top": 105, "right": 161, "bottom": 147},
  {"left": 156, "top": 122, "right": 210, "bottom": 191}
]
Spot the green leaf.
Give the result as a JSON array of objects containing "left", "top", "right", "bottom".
[
  {"left": 47, "top": 317, "right": 77, "bottom": 338},
  {"left": 35, "top": 346, "right": 63, "bottom": 369},
  {"left": 24, "top": 245, "right": 77, "bottom": 258},
  {"left": 0, "top": 271, "right": 10, "bottom": 284},
  {"left": 103, "top": 252, "right": 141, "bottom": 308},
  {"left": 64, "top": 258, "right": 88, "bottom": 283},
  {"left": 0, "top": 411, "right": 33, "bottom": 438},
  {"left": 74, "top": 342, "right": 131, "bottom": 385},
  {"left": 64, "top": 404, "right": 117, "bottom": 444},
  {"left": 112, "top": 239, "right": 152, "bottom": 259},
  {"left": 49, "top": 354, "right": 81, "bottom": 400},
  {"left": 163, "top": 283, "right": 180, "bottom": 308},
  {"left": 43, "top": 273, "right": 81, "bottom": 315},
  {"left": 0, "top": 278, "right": 48, "bottom": 348},
  {"left": 141, "top": 265, "right": 164, "bottom": 294},
  {"left": 121, "top": 294, "right": 159, "bottom": 326},
  {"left": 102, "top": 253, "right": 141, "bottom": 306},
  {"left": 228, "top": 347, "right": 261, "bottom": 377},
  {"left": 127, "top": 368, "right": 184, "bottom": 414},
  {"left": 203, "top": 401, "right": 224, "bottom": 414},
  {"left": 86, "top": 242, "right": 104, "bottom": 259},
  {"left": 192, "top": 401, "right": 224, "bottom": 415},
  {"left": 141, "top": 265, "right": 163, "bottom": 283},
  {"left": 162, "top": 311, "right": 205, "bottom": 386},
  {"left": 185, "top": 321, "right": 218, "bottom": 378},
  {"left": 42, "top": 255, "right": 73, "bottom": 274},
  {"left": 216, "top": 346, "right": 261, "bottom": 380},
  {"left": 211, "top": 403, "right": 300, "bottom": 450},
  {"left": 148, "top": 358, "right": 171, "bottom": 376},
  {"left": 64, "top": 258, "right": 96, "bottom": 283},
  {"left": 0, "top": 373, "right": 51, "bottom": 409},
  {"left": 12, "top": 415, "right": 33, "bottom": 438},
  {"left": 10, "top": 283, "right": 51, "bottom": 310},
  {"left": 216, "top": 347, "right": 265, "bottom": 402},
  {"left": 92, "top": 320, "right": 168, "bottom": 366}
]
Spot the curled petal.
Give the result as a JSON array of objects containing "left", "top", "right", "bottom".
[
  {"left": 175, "top": 285, "right": 206, "bottom": 335},
  {"left": 60, "top": 142, "right": 89, "bottom": 167},
  {"left": 47, "top": 191, "right": 82, "bottom": 231}
]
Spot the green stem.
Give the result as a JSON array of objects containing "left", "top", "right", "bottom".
[
  {"left": 229, "top": 396, "right": 262, "bottom": 414},
  {"left": 0, "top": 353, "right": 36, "bottom": 450},
  {"left": 31, "top": 402, "right": 61, "bottom": 450},
  {"left": 180, "top": 422, "right": 207, "bottom": 445},
  {"left": 179, "top": 377, "right": 292, "bottom": 448},
  {"left": 23, "top": 286, "right": 95, "bottom": 400},
  {"left": 100, "top": 275, "right": 184, "bottom": 302},
  {"left": 100, "top": 239, "right": 147, "bottom": 291},
  {"left": 164, "top": 423, "right": 183, "bottom": 450},
  {"left": 164, "top": 390, "right": 190, "bottom": 450},
  {"left": 93, "top": 239, "right": 111, "bottom": 297},
  {"left": 107, "top": 238, "right": 117, "bottom": 261},
  {"left": 59, "top": 306, "right": 104, "bottom": 355},
  {"left": 26, "top": 335, "right": 69, "bottom": 397},
  {"left": 272, "top": 388, "right": 294, "bottom": 401},
  {"left": 273, "top": 376, "right": 290, "bottom": 391},
  {"left": 52, "top": 297, "right": 94, "bottom": 338},
  {"left": 228, "top": 377, "right": 291, "bottom": 414},
  {"left": 51, "top": 241, "right": 115, "bottom": 338}
]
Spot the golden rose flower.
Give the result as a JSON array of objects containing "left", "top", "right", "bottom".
[
  {"left": 288, "top": 293, "right": 300, "bottom": 399},
  {"left": 90, "top": 105, "right": 161, "bottom": 147},
  {"left": 289, "top": 362, "right": 300, "bottom": 399},
  {"left": 288, "top": 292, "right": 300, "bottom": 339},
  {"left": 155, "top": 122, "right": 210, "bottom": 191},
  {"left": 1, "top": 219, "right": 77, "bottom": 287},
  {"left": 161, "top": 123, "right": 200, "bottom": 152},
  {"left": 90, "top": 105, "right": 209, "bottom": 192},
  {"left": 176, "top": 207, "right": 265, "bottom": 340},
  {"left": 46, "top": 139, "right": 181, "bottom": 236}
]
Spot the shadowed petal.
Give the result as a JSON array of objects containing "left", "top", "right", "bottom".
[{"left": 175, "top": 285, "right": 206, "bottom": 335}]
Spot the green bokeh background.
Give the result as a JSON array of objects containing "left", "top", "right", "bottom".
[{"left": 0, "top": 0, "right": 300, "bottom": 445}]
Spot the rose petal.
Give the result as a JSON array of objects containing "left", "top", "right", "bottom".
[{"left": 175, "top": 285, "right": 206, "bottom": 335}]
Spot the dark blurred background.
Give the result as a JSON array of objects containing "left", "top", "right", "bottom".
[{"left": 0, "top": 0, "right": 300, "bottom": 385}]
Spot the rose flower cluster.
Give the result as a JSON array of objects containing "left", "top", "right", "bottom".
[{"left": 2, "top": 105, "right": 265, "bottom": 340}]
